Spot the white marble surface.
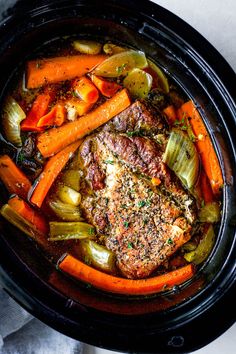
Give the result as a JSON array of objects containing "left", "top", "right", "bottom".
[{"left": 86, "top": 0, "right": 236, "bottom": 352}]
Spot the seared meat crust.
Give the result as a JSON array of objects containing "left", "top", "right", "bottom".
[{"left": 103, "top": 100, "right": 168, "bottom": 135}]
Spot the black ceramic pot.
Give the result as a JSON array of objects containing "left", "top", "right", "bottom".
[{"left": 0, "top": 1, "right": 235, "bottom": 353}]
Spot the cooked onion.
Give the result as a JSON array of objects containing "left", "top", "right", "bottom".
[
  {"left": 2, "top": 96, "right": 26, "bottom": 147},
  {"left": 163, "top": 129, "right": 199, "bottom": 189}
]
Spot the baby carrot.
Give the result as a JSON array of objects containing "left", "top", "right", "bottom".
[
  {"left": 37, "top": 103, "right": 66, "bottom": 128},
  {"left": 21, "top": 91, "right": 54, "bottom": 132},
  {"left": 91, "top": 75, "right": 121, "bottom": 97},
  {"left": 0, "top": 155, "right": 31, "bottom": 199},
  {"left": 30, "top": 140, "right": 82, "bottom": 208},
  {"left": 163, "top": 105, "right": 177, "bottom": 125},
  {"left": 8, "top": 196, "right": 48, "bottom": 234},
  {"left": 178, "top": 101, "right": 223, "bottom": 195}
]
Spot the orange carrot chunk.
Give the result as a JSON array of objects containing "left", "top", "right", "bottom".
[
  {"left": 27, "top": 55, "right": 106, "bottom": 89},
  {"left": 30, "top": 140, "right": 82, "bottom": 208},
  {"left": 8, "top": 196, "right": 48, "bottom": 234},
  {"left": 200, "top": 170, "right": 214, "bottom": 203},
  {"left": 178, "top": 100, "right": 223, "bottom": 195},
  {"left": 163, "top": 105, "right": 177, "bottom": 125},
  {"left": 0, "top": 155, "right": 31, "bottom": 199},
  {"left": 91, "top": 75, "right": 121, "bottom": 97},
  {"left": 72, "top": 76, "right": 99, "bottom": 103},
  {"left": 37, "top": 103, "right": 66, "bottom": 128},
  {"left": 59, "top": 254, "right": 195, "bottom": 295},
  {"left": 37, "top": 88, "right": 131, "bottom": 158},
  {"left": 21, "top": 89, "right": 54, "bottom": 132}
]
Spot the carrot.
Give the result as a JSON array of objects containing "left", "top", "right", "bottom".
[
  {"left": 37, "top": 103, "right": 66, "bottom": 128},
  {"left": 30, "top": 140, "right": 82, "bottom": 208},
  {"left": 27, "top": 55, "right": 106, "bottom": 89},
  {"left": 8, "top": 196, "right": 48, "bottom": 234},
  {"left": 73, "top": 76, "right": 99, "bottom": 103},
  {"left": 200, "top": 170, "right": 214, "bottom": 203},
  {"left": 151, "top": 177, "right": 161, "bottom": 186},
  {"left": 163, "top": 105, "right": 177, "bottom": 125},
  {"left": 178, "top": 101, "right": 223, "bottom": 195},
  {"left": 0, "top": 155, "right": 31, "bottom": 199},
  {"left": 91, "top": 75, "right": 121, "bottom": 97},
  {"left": 59, "top": 254, "right": 195, "bottom": 295},
  {"left": 21, "top": 89, "right": 55, "bottom": 132},
  {"left": 65, "top": 99, "right": 94, "bottom": 117},
  {"left": 37, "top": 88, "right": 131, "bottom": 158}
]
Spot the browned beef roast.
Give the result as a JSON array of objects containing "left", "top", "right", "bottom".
[{"left": 78, "top": 101, "right": 197, "bottom": 279}]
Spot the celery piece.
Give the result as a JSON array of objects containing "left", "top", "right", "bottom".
[
  {"left": 184, "top": 224, "right": 215, "bottom": 265},
  {"left": 58, "top": 185, "right": 81, "bottom": 206},
  {"left": 49, "top": 221, "right": 95, "bottom": 241},
  {"left": 80, "top": 239, "right": 116, "bottom": 273}
]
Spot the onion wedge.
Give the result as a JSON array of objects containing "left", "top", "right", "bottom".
[
  {"left": 163, "top": 129, "right": 199, "bottom": 189},
  {"left": 2, "top": 97, "right": 26, "bottom": 147}
]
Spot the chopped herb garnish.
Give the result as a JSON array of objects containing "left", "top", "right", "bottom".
[
  {"left": 127, "top": 242, "right": 133, "bottom": 249},
  {"left": 105, "top": 197, "right": 109, "bottom": 205},
  {"left": 17, "top": 151, "right": 25, "bottom": 163},
  {"left": 104, "top": 160, "right": 114, "bottom": 165},
  {"left": 143, "top": 218, "right": 148, "bottom": 225},
  {"left": 137, "top": 200, "right": 146, "bottom": 207},
  {"left": 201, "top": 200, "right": 205, "bottom": 208},
  {"left": 137, "top": 200, "right": 151, "bottom": 208},
  {"left": 121, "top": 204, "right": 128, "bottom": 209},
  {"left": 167, "top": 238, "right": 173, "bottom": 245},
  {"left": 116, "top": 63, "right": 127, "bottom": 75},
  {"left": 88, "top": 228, "right": 95, "bottom": 235},
  {"left": 123, "top": 221, "right": 129, "bottom": 228},
  {"left": 126, "top": 130, "right": 144, "bottom": 137},
  {"left": 189, "top": 133, "right": 196, "bottom": 142}
]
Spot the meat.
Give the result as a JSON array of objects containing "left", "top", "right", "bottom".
[
  {"left": 103, "top": 100, "right": 168, "bottom": 136},
  {"left": 78, "top": 101, "right": 197, "bottom": 279}
]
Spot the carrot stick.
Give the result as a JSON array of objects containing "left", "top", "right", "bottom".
[
  {"left": 59, "top": 254, "right": 195, "bottom": 295},
  {"left": 91, "top": 75, "right": 121, "bottom": 97},
  {"left": 30, "top": 140, "right": 82, "bottom": 208},
  {"left": 37, "top": 103, "right": 66, "bottom": 128},
  {"left": 0, "top": 155, "right": 31, "bottom": 199},
  {"left": 21, "top": 90, "right": 54, "bottom": 132},
  {"left": 27, "top": 55, "right": 106, "bottom": 89},
  {"left": 8, "top": 196, "right": 48, "bottom": 234},
  {"left": 73, "top": 76, "right": 99, "bottom": 103},
  {"left": 200, "top": 170, "right": 214, "bottom": 203},
  {"left": 37, "top": 88, "right": 131, "bottom": 158},
  {"left": 178, "top": 101, "right": 223, "bottom": 195},
  {"left": 163, "top": 105, "right": 177, "bottom": 125}
]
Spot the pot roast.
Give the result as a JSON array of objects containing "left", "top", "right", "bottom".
[{"left": 78, "top": 101, "right": 197, "bottom": 279}]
